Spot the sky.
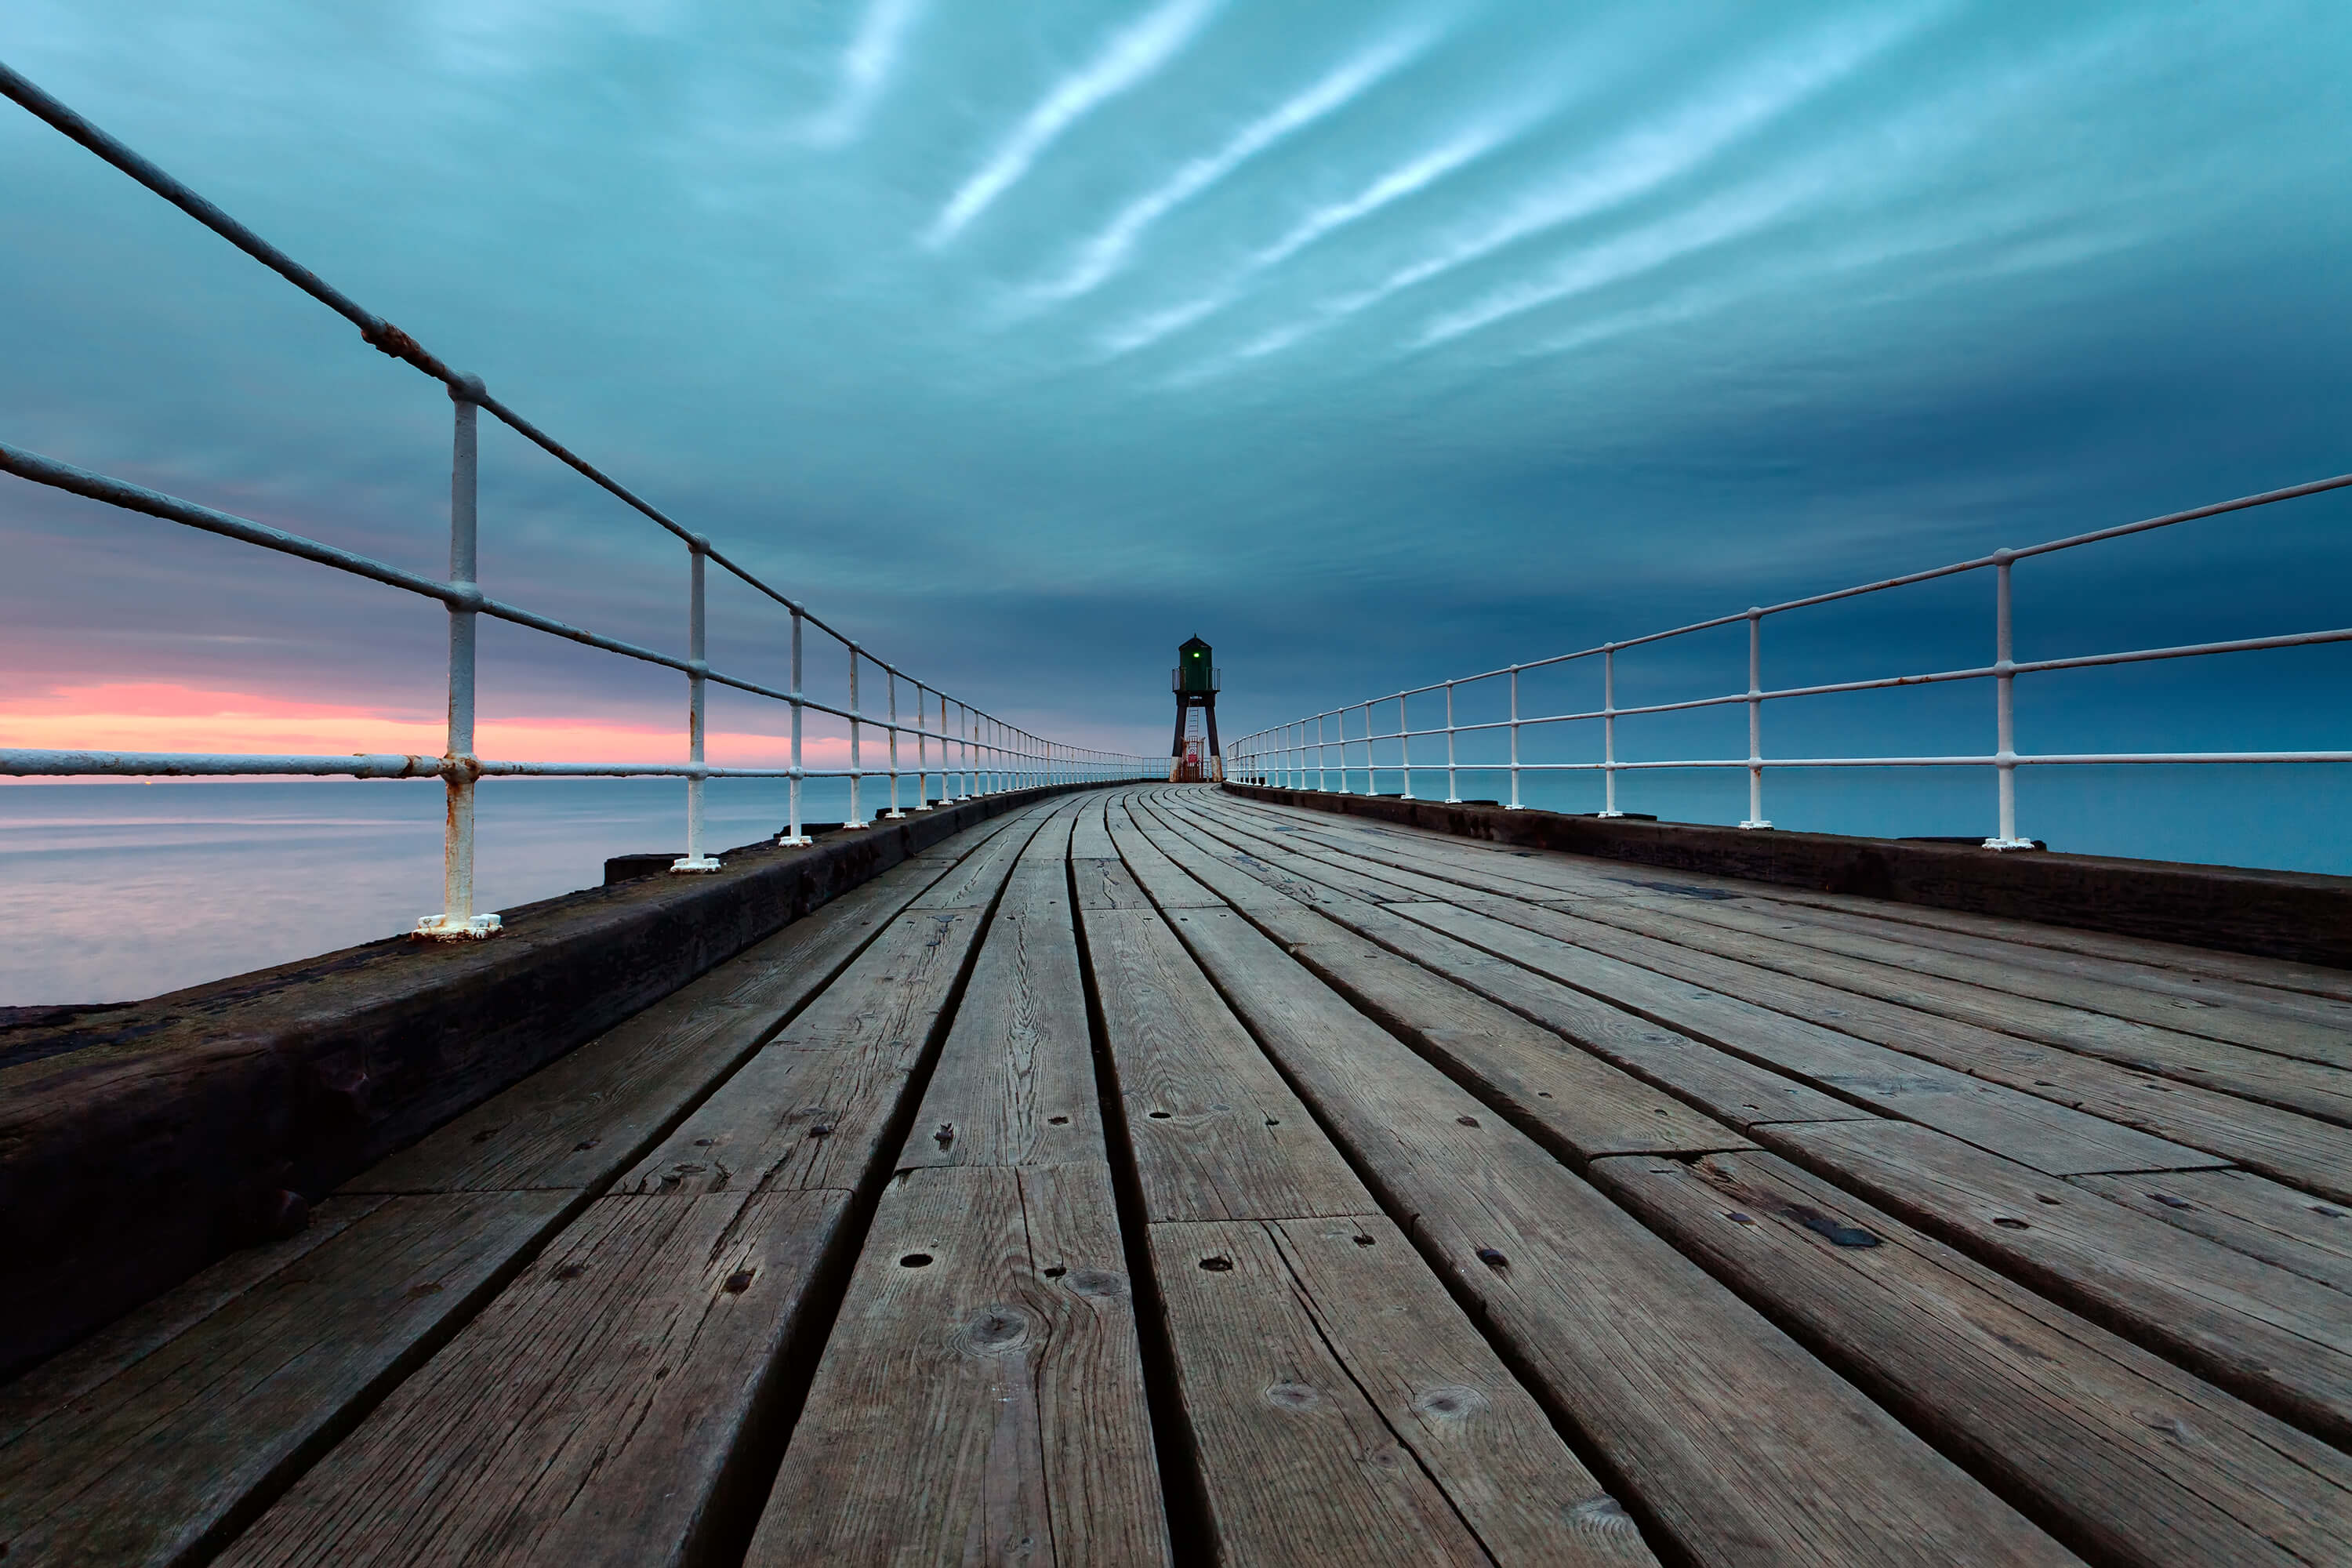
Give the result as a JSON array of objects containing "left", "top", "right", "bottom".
[{"left": 3, "top": 1, "right": 2349, "bottom": 862}]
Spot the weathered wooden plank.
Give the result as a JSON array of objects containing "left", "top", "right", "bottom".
[
  {"left": 1080, "top": 905, "right": 1370, "bottom": 1221},
  {"left": 0, "top": 1196, "right": 388, "bottom": 1453},
  {"left": 1547, "top": 896, "right": 2352, "bottom": 1118},
  {"left": 346, "top": 849, "right": 946, "bottom": 1194},
  {"left": 901, "top": 857, "right": 1100, "bottom": 1174},
  {"left": 1590, "top": 1149, "right": 2352, "bottom": 1568},
  {"left": 1287, "top": 803, "right": 2352, "bottom": 1090},
  {"left": 1073, "top": 855, "right": 1155, "bottom": 909},
  {"left": 1279, "top": 927, "right": 1751, "bottom": 1160},
  {"left": 1399, "top": 891, "right": 2352, "bottom": 1202},
  {"left": 220, "top": 1189, "right": 844, "bottom": 1568},
  {"left": 1386, "top": 900, "right": 2216, "bottom": 1177},
  {"left": 1145, "top": 805, "right": 1831, "bottom": 1152},
  {"left": 0, "top": 1191, "right": 575, "bottom": 1567},
  {"left": 1149, "top": 795, "right": 1441, "bottom": 906},
  {"left": 1104, "top": 797, "right": 1229, "bottom": 907},
  {"left": 1267, "top": 1213, "right": 1661, "bottom": 1564},
  {"left": 1154, "top": 904, "right": 2078, "bottom": 1567},
  {"left": 1639, "top": 894, "right": 2352, "bottom": 1069},
  {"left": 746, "top": 1165, "right": 1168, "bottom": 1566},
  {"left": 1018, "top": 800, "right": 1080, "bottom": 863},
  {"left": 1145, "top": 1217, "right": 1515, "bottom": 1566},
  {"left": 1221, "top": 792, "right": 2352, "bottom": 1004},
  {"left": 2068, "top": 1167, "right": 2352, "bottom": 1294},
  {"left": 1142, "top": 797, "right": 1875, "bottom": 1134},
  {"left": 619, "top": 908, "right": 984, "bottom": 1196},
  {"left": 1710, "top": 894, "right": 2352, "bottom": 1037},
  {"left": 1741, "top": 880, "right": 2352, "bottom": 1004},
  {"left": 1186, "top": 828, "right": 1439, "bottom": 907},
  {"left": 1011, "top": 1163, "right": 1170, "bottom": 1566},
  {"left": 1762, "top": 1119, "right": 2352, "bottom": 1446},
  {"left": 909, "top": 803, "right": 1054, "bottom": 909},
  {"left": 1199, "top": 800, "right": 2352, "bottom": 1088},
  {"left": 1069, "top": 795, "right": 1119, "bottom": 858},
  {"left": 1193, "top": 795, "right": 1582, "bottom": 904},
  {"left": 1203, "top": 793, "right": 2352, "bottom": 1191}
]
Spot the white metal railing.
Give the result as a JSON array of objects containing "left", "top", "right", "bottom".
[
  {"left": 1232, "top": 470, "right": 2352, "bottom": 848},
  {"left": 0, "top": 63, "right": 1150, "bottom": 938}
]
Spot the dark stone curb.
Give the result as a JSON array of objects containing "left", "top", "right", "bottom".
[
  {"left": 0, "top": 782, "right": 1118, "bottom": 1377},
  {"left": 1222, "top": 782, "right": 2352, "bottom": 973}
]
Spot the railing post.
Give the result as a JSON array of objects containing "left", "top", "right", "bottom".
[
  {"left": 1399, "top": 695, "right": 1413, "bottom": 798},
  {"left": 779, "top": 606, "right": 812, "bottom": 845},
  {"left": 844, "top": 644, "right": 869, "bottom": 829},
  {"left": 1506, "top": 666, "right": 1523, "bottom": 809},
  {"left": 1316, "top": 712, "right": 1327, "bottom": 792},
  {"left": 417, "top": 374, "right": 499, "bottom": 938},
  {"left": 1599, "top": 644, "right": 1623, "bottom": 817},
  {"left": 913, "top": 684, "right": 930, "bottom": 808},
  {"left": 1739, "top": 610, "right": 1771, "bottom": 830},
  {"left": 671, "top": 537, "right": 722, "bottom": 870},
  {"left": 1362, "top": 701, "right": 1374, "bottom": 794},
  {"left": 1984, "top": 550, "right": 2035, "bottom": 850},
  {"left": 1443, "top": 682, "right": 1460, "bottom": 802},
  {"left": 884, "top": 670, "right": 905, "bottom": 818}
]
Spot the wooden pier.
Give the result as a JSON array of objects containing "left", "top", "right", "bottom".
[{"left": 4, "top": 784, "right": 2350, "bottom": 1565}]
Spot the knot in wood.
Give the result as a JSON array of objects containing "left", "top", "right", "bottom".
[
  {"left": 1262, "top": 1381, "right": 1321, "bottom": 1412},
  {"left": 958, "top": 1305, "right": 1032, "bottom": 1357},
  {"left": 1411, "top": 1385, "right": 1487, "bottom": 1421}
]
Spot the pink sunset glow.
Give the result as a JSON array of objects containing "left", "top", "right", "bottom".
[{"left": 0, "top": 682, "right": 851, "bottom": 770}]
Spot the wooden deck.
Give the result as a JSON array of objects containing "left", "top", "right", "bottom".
[{"left": 5, "top": 784, "right": 2350, "bottom": 1566}]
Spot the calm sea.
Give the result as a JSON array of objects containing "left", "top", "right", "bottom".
[
  {"left": 0, "top": 776, "right": 862, "bottom": 1007},
  {"left": 0, "top": 766, "right": 2342, "bottom": 1007}
]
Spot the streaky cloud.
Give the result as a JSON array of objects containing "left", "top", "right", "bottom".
[
  {"left": 1096, "top": 116, "right": 1522, "bottom": 358},
  {"left": 800, "top": 0, "right": 927, "bottom": 148},
  {"left": 1028, "top": 26, "right": 1436, "bottom": 305},
  {"left": 1412, "top": 173, "right": 1815, "bottom": 347},
  {"left": 1253, "top": 122, "right": 1505, "bottom": 270},
  {"left": 1189, "top": 2, "right": 1943, "bottom": 377},
  {"left": 923, "top": 0, "right": 1221, "bottom": 247}
]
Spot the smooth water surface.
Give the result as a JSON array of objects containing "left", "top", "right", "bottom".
[{"left": 0, "top": 776, "right": 866, "bottom": 1005}]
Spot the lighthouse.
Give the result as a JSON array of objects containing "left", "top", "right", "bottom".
[{"left": 1170, "top": 635, "right": 1221, "bottom": 781}]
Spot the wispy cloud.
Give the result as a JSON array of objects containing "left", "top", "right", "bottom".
[
  {"left": 1096, "top": 117, "right": 1520, "bottom": 356},
  {"left": 1026, "top": 27, "right": 1436, "bottom": 305},
  {"left": 924, "top": 0, "right": 1221, "bottom": 247},
  {"left": 1413, "top": 173, "right": 1814, "bottom": 347},
  {"left": 1254, "top": 124, "right": 1502, "bottom": 270},
  {"left": 1188, "top": 5, "right": 1940, "bottom": 375},
  {"left": 800, "top": 0, "right": 927, "bottom": 149}
]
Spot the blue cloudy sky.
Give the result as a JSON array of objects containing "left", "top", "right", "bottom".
[{"left": 2, "top": 1, "right": 2347, "bottom": 862}]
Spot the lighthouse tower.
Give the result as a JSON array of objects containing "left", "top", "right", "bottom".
[{"left": 1170, "top": 635, "right": 1221, "bottom": 782}]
